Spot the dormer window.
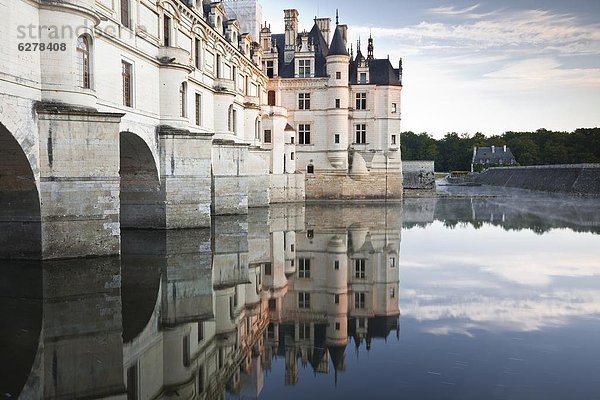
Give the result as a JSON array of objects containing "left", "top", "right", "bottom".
[
  {"left": 360, "top": 72, "right": 367, "bottom": 84},
  {"left": 298, "top": 59, "right": 311, "bottom": 78}
]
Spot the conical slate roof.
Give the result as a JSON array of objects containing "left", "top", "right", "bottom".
[{"left": 328, "top": 25, "right": 348, "bottom": 56}]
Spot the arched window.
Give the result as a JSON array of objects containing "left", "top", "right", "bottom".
[
  {"left": 77, "top": 35, "right": 90, "bottom": 89},
  {"left": 255, "top": 118, "right": 261, "bottom": 140},
  {"left": 180, "top": 82, "right": 187, "bottom": 117},
  {"left": 228, "top": 105, "right": 234, "bottom": 131}
]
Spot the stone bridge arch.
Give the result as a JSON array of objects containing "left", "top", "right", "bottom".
[
  {"left": 0, "top": 122, "right": 42, "bottom": 259},
  {"left": 120, "top": 131, "right": 164, "bottom": 229}
]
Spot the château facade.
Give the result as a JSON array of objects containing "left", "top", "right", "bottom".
[
  {"left": 261, "top": 10, "right": 404, "bottom": 199},
  {"left": 0, "top": 0, "right": 403, "bottom": 259}
]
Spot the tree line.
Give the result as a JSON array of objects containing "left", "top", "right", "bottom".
[{"left": 401, "top": 128, "right": 600, "bottom": 172}]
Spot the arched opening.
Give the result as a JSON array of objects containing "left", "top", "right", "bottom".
[
  {"left": 76, "top": 34, "right": 91, "bottom": 89},
  {"left": 120, "top": 132, "right": 164, "bottom": 229},
  {"left": 0, "top": 123, "right": 41, "bottom": 259},
  {"left": 255, "top": 117, "right": 261, "bottom": 140}
]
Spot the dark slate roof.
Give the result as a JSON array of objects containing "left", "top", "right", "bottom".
[
  {"left": 328, "top": 25, "right": 349, "bottom": 56},
  {"left": 350, "top": 58, "right": 402, "bottom": 86},
  {"left": 271, "top": 23, "right": 330, "bottom": 78},
  {"left": 472, "top": 146, "right": 517, "bottom": 164}
]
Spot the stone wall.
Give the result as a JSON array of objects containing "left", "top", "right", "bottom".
[
  {"left": 474, "top": 164, "right": 600, "bottom": 195},
  {"left": 305, "top": 172, "right": 403, "bottom": 201},
  {"left": 270, "top": 173, "right": 305, "bottom": 203},
  {"left": 402, "top": 161, "right": 435, "bottom": 190}
]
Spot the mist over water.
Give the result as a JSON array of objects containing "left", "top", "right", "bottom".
[{"left": 1, "top": 187, "right": 599, "bottom": 399}]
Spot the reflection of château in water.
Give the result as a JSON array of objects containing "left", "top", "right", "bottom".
[
  {"left": 0, "top": 203, "right": 402, "bottom": 399},
  {"left": 122, "top": 203, "right": 402, "bottom": 398},
  {"left": 263, "top": 205, "right": 401, "bottom": 386}
]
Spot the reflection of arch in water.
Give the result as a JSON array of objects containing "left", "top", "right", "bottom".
[
  {"left": 120, "top": 131, "right": 164, "bottom": 229},
  {"left": 121, "top": 230, "right": 164, "bottom": 343},
  {"left": 0, "top": 261, "right": 43, "bottom": 398},
  {"left": 0, "top": 123, "right": 41, "bottom": 259}
]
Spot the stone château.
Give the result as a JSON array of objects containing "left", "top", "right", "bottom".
[{"left": 0, "top": 0, "right": 404, "bottom": 259}]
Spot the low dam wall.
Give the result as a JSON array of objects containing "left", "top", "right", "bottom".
[
  {"left": 402, "top": 161, "right": 435, "bottom": 191},
  {"left": 474, "top": 164, "right": 600, "bottom": 195}
]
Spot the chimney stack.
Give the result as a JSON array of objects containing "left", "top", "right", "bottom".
[
  {"left": 284, "top": 9, "right": 299, "bottom": 63},
  {"left": 315, "top": 17, "right": 331, "bottom": 44},
  {"left": 503, "top": 145, "right": 507, "bottom": 152},
  {"left": 491, "top": 145, "right": 495, "bottom": 154}
]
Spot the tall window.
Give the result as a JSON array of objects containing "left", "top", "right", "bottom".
[
  {"left": 335, "top": 99, "right": 340, "bottom": 108},
  {"left": 266, "top": 61, "right": 274, "bottom": 78},
  {"left": 180, "top": 82, "right": 187, "bottom": 117},
  {"left": 299, "top": 258, "right": 310, "bottom": 278},
  {"left": 355, "top": 292, "right": 365, "bottom": 309},
  {"left": 298, "top": 124, "right": 310, "bottom": 145},
  {"left": 299, "top": 323, "right": 310, "bottom": 339},
  {"left": 264, "top": 130, "right": 272, "bottom": 143},
  {"left": 183, "top": 335, "right": 190, "bottom": 367},
  {"left": 268, "top": 91, "right": 276, "bottom": 106},
  {"left": 336, "top": 71, "right": 341, "bottom": 79},
  {"left": 298, "top": 292, "right": 310, "bottom": 309},
  {"left": 195, "top": 93, "right": 202, "bottom": 126},
  {"left": 121, "top": 0, "right": 130, "bottom": 28},
  {"left": 198, "top": 322, "right": 204, "bottom": 342},
  {"left": 298, "top": 59, "right": 311, "bottom": 77},
  {"left": 359, "top": 72, "right": 367, "bottom": 83},
  {"left": 356, "top": 124, "right": 367, "bottom": 144},
  {"left": 232, "top": 109, "right": 237, "bottom": 133},
  {"left": 216, "top": 54, "right": 222, "bottom": 78},
  {"left": 391, "top": 103, "right": 397, "bottom": 113},
  {"left": 122, "top": 61, "right": 133, "bottom": 107},
  {"left": 228, "top": 105, "right": 234, "bottom": 131},
  {"left": 298, "top": 93, "right": 310, "bottom": 110},
  {"left": 391, "top": 135, "right": 397, "bottom": 145},
  {"left": 195, "top": 38, "right": 202, "bottom": 68},
  {"left": 126, "top": 364, "right": 137, "bottom": 400},
  {"left": 255, "top": 118, "right": 261, "bottom": 140},
  {"left": 76, "top": 35, "right": 90, "bottom": 89},
  {"left": 163, "top": 15, "right": 171, "bottom": 47},
  {"left": 356, "top": 93, "right": 367, "bottom": 110},
  {"left": 355, "top": 259, "right": 366, "bottom": 279}
]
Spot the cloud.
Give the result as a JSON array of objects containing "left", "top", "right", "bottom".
[
  {"left": 352, "top": 8, "right": 600, "bottom": 57},
  {"left": 428, "top": 4, "right": 481, "bottom": 16},
  {"left": 402, "top": 290, "right": 600, "bottom": 335},
  {"left": 484, "top": 58, "right": 600, "bottom": 88},
  {"left": 427, "top": 3, "right": 498, "bottom": 20}
]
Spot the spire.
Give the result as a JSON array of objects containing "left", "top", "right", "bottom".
[
  {"left": 367, "top": 33, "right": 374, "bottom": 60},
  {"left": 350, "top": 43, "right": 354, "bottom": 58},
  {"left": 336, "top": 9, "right": 339, "bottom": 25},
  {"left": 328, "top": 21, "right": 349, "bottom": 56}
]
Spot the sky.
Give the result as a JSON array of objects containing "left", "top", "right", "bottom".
[{"left": 258, "top": 0, "right": 600, "bottom": 138}]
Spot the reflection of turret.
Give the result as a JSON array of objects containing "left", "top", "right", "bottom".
[
  {"left": 326, "top": 235, "right": 349, "bottom": 347},
  {"left": 265, "top": 203, "right": 402, "bottom": 387}
]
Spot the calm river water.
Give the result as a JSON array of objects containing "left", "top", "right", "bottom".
[{"left": 2, "top": 187, "right": 600, "bottom": 399}]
